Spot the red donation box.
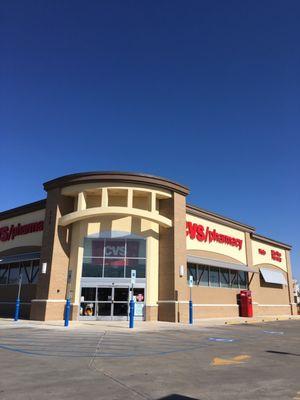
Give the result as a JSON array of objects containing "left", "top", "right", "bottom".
[{"left": 239, "top": 290, "right": 253, "bottom": 317}]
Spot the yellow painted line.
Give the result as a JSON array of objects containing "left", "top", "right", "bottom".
[
  {"left": 232, "top": 354, "right": 251, "bottom": 362},
  {"left": 212, "top": 354, "right": 251, "bottom": 366}
]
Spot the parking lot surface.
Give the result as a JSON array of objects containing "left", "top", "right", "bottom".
[{"left": 0, "top": 320, "right": 299, "bottom": 400}]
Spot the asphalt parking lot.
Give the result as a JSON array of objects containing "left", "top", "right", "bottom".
[{"left": 0, "top": 320, "right": 299, "bottom": 400}]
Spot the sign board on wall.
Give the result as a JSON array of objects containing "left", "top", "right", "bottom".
[
  {"left": 251, "top": 240, "right": 287, "bottom": 272},
  {"left": 186, "top": 215, "right": 247, "bottom": 265},
  {"left": 0, "top": 209, "right": 45, "bottom": 252}
]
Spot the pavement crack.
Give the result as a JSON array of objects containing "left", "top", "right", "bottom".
[{"left": 88, "top": 331, "right": 151, "bottom": 400}]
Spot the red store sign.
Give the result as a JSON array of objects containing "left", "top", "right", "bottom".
[
  {"left": 0, "top": 221, "right": 44, "bottom": 242},
  {"left": 258, "top": 248, "right": 282, "bottom": 262},
  {"left": 186, "top": 222, "right": 243, "bottom": 250}
]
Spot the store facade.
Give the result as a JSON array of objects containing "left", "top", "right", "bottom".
[{"left": 0, "top": 172, "right": 296, "bottom": 322}]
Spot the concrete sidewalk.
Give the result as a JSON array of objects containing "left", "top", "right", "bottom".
[{"left": 1, "top": 314, "right": 299, "bottom": 332}]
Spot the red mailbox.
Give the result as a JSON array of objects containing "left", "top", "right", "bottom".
[{"left": 239, "top": 290, "right": 253, "bottom": 317}]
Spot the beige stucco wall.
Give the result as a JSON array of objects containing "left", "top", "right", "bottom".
[
  {"left": 186, "top": 213, "right": 247, "bottom": 264},
  {"left": 251, "top": 239, "right": 287, "bottom": 272},
  {"left": 0, "top": 209, "right": 45, "bottom": 253}
]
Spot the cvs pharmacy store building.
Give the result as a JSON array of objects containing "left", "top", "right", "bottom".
[{"left": 0, "top": 172, "right": 296, "bottom": 322}]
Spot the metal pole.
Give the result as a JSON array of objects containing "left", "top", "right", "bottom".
[
  {"left": 129, "top": 284, "right": 135, "bottom": 329},
  {"left": 64, "top": 298, "right": 71, "bottom": 327},
  {"left": 14, "top": 274, "right": 22, "bottom": 322},
  {"left": 189, "top": 285, "right": 193, "bottom": 325}
]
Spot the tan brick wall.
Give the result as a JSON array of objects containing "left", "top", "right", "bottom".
[
  {"left": 158, "top": 192, "right": 187, "bottom": 322},
  {"left": 30, "top": 189, "right": 74, "bottom": 321}
]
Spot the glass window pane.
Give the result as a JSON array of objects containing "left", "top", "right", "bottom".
[
  {"left": 83, "top": 238, "right": 104, "bottom": 257},
  {"left": 31, "top": 265, "right": 39, "bottom": 283},
  {"left": 82, "top": 258, "right": 103, "bottom": 277},
  {"left": 81, "top": 287, "right": 96, "bottom": 301},
  {"left": 104, "top": 258, "right": 125, "bottom": 277},
  {"left": 97, "top": 287, "right": 112, "bottom": 301},
  {"left": 220, "top": 269, "right": 230, "bottom": 288},
  {"left": 105, "top": 240, "right": 125, "bottom": 257},
  {"left": 127, "top": 239, "right": 146, "bottom": 258},
  {"left": 0, "top": 265, "right": 9, "bottom": 284},
  {"left": 80, "top": 303, "right": 95, "bottom": 316},
  {"left": 209, "top": 267, "right": 220, "bottom": 287},
  {"left": 20, "top": 261, "right": 32, "bottom": 284},
  {"left": 114, "top": 287, "right": 128, "bottom": 301},
  {"left": 133, "top": 288, "right": 144, "bottom": 302},
  {"left": 188, "top": 264, "right": 197, "bottom": 284},
  {"left": 125, "top": 259, "right": 146, "bottom": 278},
  {"left": 199, "top": 266, "right": 209, "bottom": 286},
  {"left": 230, "top": 270, "right": 238, "bottom": 288},
  {"left": 113, "top": 303, "right": 128, "bottom": 316},
  {"left": 98, "top": 303, "right": 111, "bottom": 316},
  {"left": 8, "top": 263, "right": 20, "bottom": 284},
  {"left": 239, "top": 271, "right": 247, "bottom": 289}
]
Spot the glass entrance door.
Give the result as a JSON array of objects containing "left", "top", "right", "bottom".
[{"left": 97, "top": 286, "right": 129, "bottom": 320}]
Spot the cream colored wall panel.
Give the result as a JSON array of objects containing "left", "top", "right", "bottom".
[
  {"left": 186, "top": 213, "right": 247, "bottom": 264},
  {"left": 251, "top": 239, "right": 287, "bottom": 272},
  {"left": 0, "top": 209, "right": 45, "bottom": 252}
]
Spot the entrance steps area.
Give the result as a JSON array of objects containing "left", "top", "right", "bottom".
[{"left": 0, "top": 315, "right": 300, "bottom": 332}]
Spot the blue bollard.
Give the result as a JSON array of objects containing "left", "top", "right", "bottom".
[
  {"left": 129, "top": 299, "right": 135, "bottom": 329},
  {"left": 14, "top": 298, "right": 20, "bottom": 321},
  {"left": 64, "top": 298, "right": 71, "bottom": 327},
  {"left": 189, "top": 300, "right": 193, "bottom": 325}
]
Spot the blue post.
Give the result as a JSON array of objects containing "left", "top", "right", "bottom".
[
  {"left": 129, "top": 299, "right": 135, "bottom": 329},
  {"left": 64, "top": 298, "right": 71, "bottom": 327},
  {"left": 14, "top": 298, "right": 20, "bottom": 321},
  {"left": 189, "top": 300, "right": 193, "bottom": 325}
]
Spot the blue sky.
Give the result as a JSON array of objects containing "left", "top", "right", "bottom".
[{"left": 0, "top": 1, "right": 299, "bottom": 280}]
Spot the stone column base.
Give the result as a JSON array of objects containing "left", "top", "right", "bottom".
[
  {"left": 144, "top": 305, "right": 158, "bottom": 321},
  {"left": 158, "top": 302, "right": 177, "bottom": 322},
  {"left": 30, "top": 300, "right": 65, "bottom": 321}
]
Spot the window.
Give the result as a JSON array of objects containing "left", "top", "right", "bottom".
[
  {"left": 198, "top": 266, "right": 209, "bottom": 286},
  {"left": 187, "top": 263, "right": 248, "bottom": 289},
  {"left": 0, "top": 259, "right": 40, "bottom": 285},
  {"left": 82, "top": 237, "right": 146, "bottom": 278},
  {"left": 209, "top": 267, "right": 220, "bottom": 287},
  {"left": 220, "top": 269, "right": 230, "bottom": 288},
  {"left": 0, "top": 265, "right": 8, "bottom": 284},
  {"left": 8, "top": 263, "right": 20, "bottom": 284}
]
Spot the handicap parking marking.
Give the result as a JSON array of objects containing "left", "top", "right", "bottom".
[{"left": 208, "top": 337, "right": 236, "bottom": 343}]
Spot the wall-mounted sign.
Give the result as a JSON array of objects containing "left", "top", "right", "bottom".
[
  {"left": 0, "top": 220, "right": 44, "bottom": 242},
  {"left": 271, "top": 250, "right": 282, "bottom": 262},
  {"left": 186, "top": 222, "right": 243, "bottom": 250},
  {"left": 258, "top": 248, "right": 282, "bottom": 262}
]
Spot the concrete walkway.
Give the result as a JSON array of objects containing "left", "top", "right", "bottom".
[{"left": 1, "top": 314, "right": 299, "bottom": 332}]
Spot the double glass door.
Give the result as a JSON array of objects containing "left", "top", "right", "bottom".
[
  {"left": 80, "top": 285, "right": 145, "bottom": 320},
  {"left": 80, "top": 286, "right": 129, "bottom": 320},
  {"left": 98, "top": 286, "right": 129, "bottom": 320}
]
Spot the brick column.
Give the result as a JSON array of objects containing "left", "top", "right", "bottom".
[
  {"left": 158, "top": 192, "right": 187, "bottom": 322},
  {"left": 30, "top": 188, "right": 73, "bottom": 320}
]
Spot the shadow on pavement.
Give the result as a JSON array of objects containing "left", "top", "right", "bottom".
[
  {"left": 157, "top": 395, "right": 200, "bottom": 400},
  {"left": 267, "top": 350, "right": 300, "bottom": 357}
]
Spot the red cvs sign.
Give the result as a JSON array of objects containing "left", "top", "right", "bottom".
[{"left": 186, "top": 221, "right": 243, "bottom": 250}]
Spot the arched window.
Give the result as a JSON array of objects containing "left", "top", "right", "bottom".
[{"left": 82, "top": 232, "right": 146, "bottom": 279}]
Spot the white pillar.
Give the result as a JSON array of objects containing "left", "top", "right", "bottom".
[{"left": 101, "top": 188, "right": 108, "bottom": 207}]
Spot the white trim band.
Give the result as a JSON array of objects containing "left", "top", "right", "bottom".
[{"left": 31, "top": 299, "right": 79, "bottom": 305}]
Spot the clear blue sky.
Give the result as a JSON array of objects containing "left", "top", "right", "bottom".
[{"left": 0, "top": 1, "right": 299, "bottom": 280}]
